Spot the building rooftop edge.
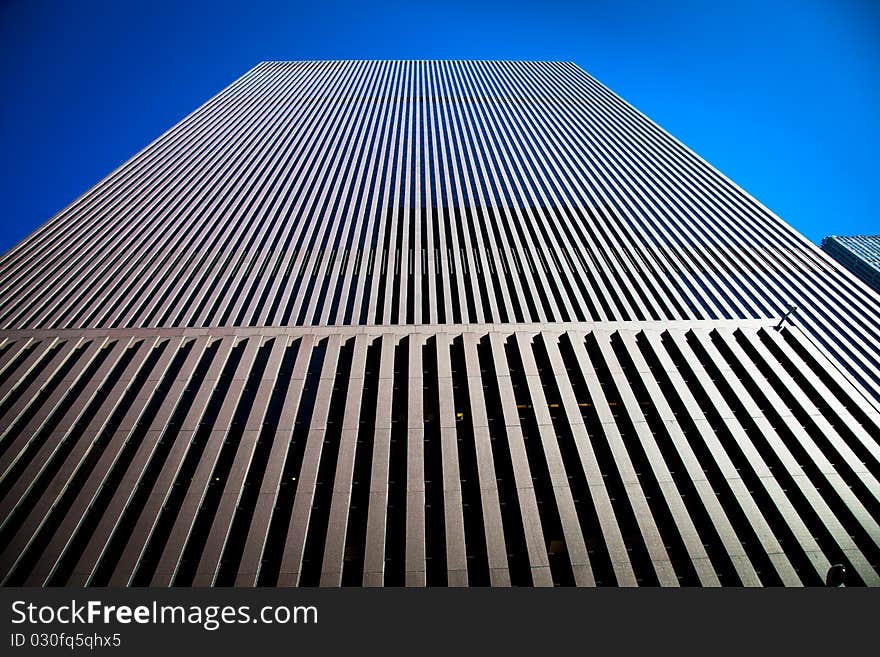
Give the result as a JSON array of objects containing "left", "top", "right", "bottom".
[{"left": 254, "top": 59, "right": 578, "bottom": 64}]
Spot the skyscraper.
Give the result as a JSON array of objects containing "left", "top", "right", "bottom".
[
  {"left": 0, "top": 61, "right": 878, "bottom": 587},
  {"left": 822, "top": 235, "right": 880, "bottom": 294}
]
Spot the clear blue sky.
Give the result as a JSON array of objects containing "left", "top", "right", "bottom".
[{"left": 1, "top": 0, "right": 878, "bottom": 253}]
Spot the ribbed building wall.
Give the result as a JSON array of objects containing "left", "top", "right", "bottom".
[
  {"left": 1, "top": 61, "right": 879, "bottom": 586},
  {"left": 1, "top": 322, "right": 879, "bottom": 586},
  {"left": 0, "top": 61, "right": 878, "bottom": 399}
]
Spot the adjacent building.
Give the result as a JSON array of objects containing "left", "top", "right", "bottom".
[
  {"left": 0, "top": 61, "right": 878, "bottom": 587},
  {"left": 822, "top": 235, "right": 880, "bottom": 295}
]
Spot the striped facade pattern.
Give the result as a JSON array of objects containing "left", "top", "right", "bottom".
[
  {"left": 1, "top": 323, "right": 879, "bottom": 587},
  {"left": 1, "top": 61, "right": 879, "bottom": 586},
  {"left": 0, "top": 61, "right": 878, "bottom": 399}
]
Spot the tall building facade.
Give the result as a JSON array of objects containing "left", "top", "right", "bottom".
[
  {"left": 822, "top": 235, "right": 880, "bottom": 294},
  {"left": 0, "top": 61, "right": 879, "bottom": 587}
]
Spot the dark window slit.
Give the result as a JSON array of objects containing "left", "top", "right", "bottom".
[
  {"left": 679, "top": 331, "right": 817, "bottom": 585},
  {"left": 597, "top": 333, "right": 701, "bottom": 585},
  {"left": 450, "top": 337, "right": 490, "bottom": 585},
  {"left": 504, "top": 336, "right": 575, "bottom": 586},
  {"left": 0, "top": 343, "right": 113, "bottom": 556},
  {"left": 727, "top": 330, "right": 879, "bottom": 581},
  {"left": 131, "top": 340, "right": 246, "bottom": 585},
  {"left": 559, "top": 335, "right": 658, "bottom": 586},
  {"left": 65, "top": 341, "right": 193, "bottom": 586},
  {"left": 4, "top": 342, "right": 146, "bottom": 585},
  {"left": 633, "top": 332, "right": 742, "bottom": 586},
  {"left": 537, "top": 334, "right": 616, "bottom": 586},
  {"left": 298, "top": 338, "right": 355, "bottom": 586},
  {"left": 173, "top": 339, "right": 273, "bottom": 585},
  {"left": 341, "top": 338, "right": 381, "bottom": 585},
  {"left": 98, "top": 339, "right": 219, "bottom": 586},
  {"left": 383, "top": 337, "right": 408, "bottom": 586},
  {"left": 422, "top": 337, "right": 447, "bottom": 585},
  {"left": 0, "top": 343, "right": 64, "bottom": 463},
  {"left": 257, "top": 339, "right": 326, "bottom": 586},
  {"left": 214, "top": 339, "right": 302, "bottom": 585},
  {"left": 477, "top": 336, "right": 531, "bottom": 585}
]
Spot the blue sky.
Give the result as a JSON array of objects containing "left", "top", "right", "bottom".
[{"left": 1, "top": 0, "right": 878, "bottom": 253}]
